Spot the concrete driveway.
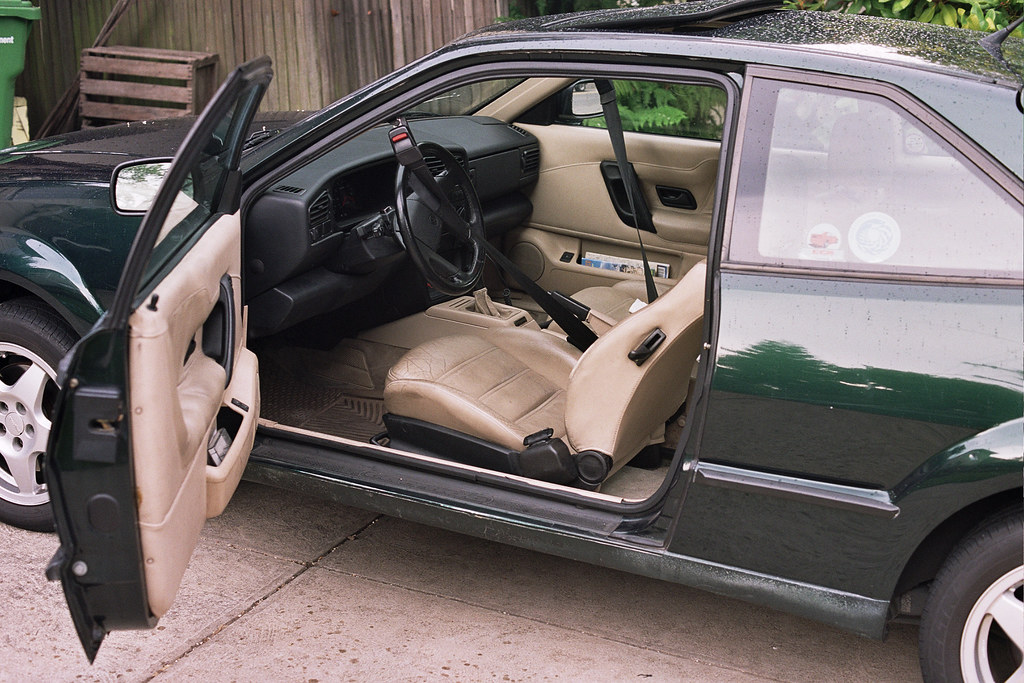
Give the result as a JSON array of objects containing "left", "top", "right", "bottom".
[{"left": 2, "top": 481, "right": 922, "bottom": 682}]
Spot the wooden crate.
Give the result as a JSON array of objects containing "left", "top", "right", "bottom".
[{"left": 80, "top": 46, "right": 218, "bottom": 127}]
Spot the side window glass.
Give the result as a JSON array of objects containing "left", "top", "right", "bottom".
[
  {"left": 410, "top": 78, "right": 525, "bottom": 116},
  {"left": 562, "top": 80, "right": 727, "bottom": 141},
  {"left": 729, "top": 79, "right": 1023, "bottom": 279},
  {"left": 140, "top": 89, "right": 258, "bottom": 289}
]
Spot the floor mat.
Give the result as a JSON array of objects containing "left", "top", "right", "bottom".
[
  {"left": 300, "top": 395, "right": 385, "bottom": 440},
  {"left": 273, "top": 338, "right": 407, "bottom": 398},
  {"left": 256, "top": 339, "right": 399, "bottom": 440}
]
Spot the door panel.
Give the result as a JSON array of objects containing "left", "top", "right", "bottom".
[
  {"left": 205, "top": 336, "right": 258, "bottom": 518},
  {"left": 508, "top": 123, "right": 716, "bottom": 294},
  {"left": 128, "top": 213, "right": 256, "bottom": 616},
  {"left": 46, "top": 56, "right": 270, "bottom": 661}
]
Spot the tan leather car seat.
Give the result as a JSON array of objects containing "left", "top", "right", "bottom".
[
  {"left": 383, "top": 261, "right": 706, "bottom": 483},
  {"left": 570, "top": 278, "right": 672, "bottom": 323}
]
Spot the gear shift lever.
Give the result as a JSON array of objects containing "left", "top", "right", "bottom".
[{"left": 473, "top": 288, "right": 501, "bottom": 317}]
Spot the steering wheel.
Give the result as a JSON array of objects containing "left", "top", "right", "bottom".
[{"left": 394, "top": 142, "right": 485, "bottom": 296}]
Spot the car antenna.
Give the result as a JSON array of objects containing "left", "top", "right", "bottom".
[{"left": 979, "top": 16, "right": 1024, "bottom": 79}]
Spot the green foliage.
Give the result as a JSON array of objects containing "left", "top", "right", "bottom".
[
  {"left": 784, "top": 0, "right": 1023, "bottom": 33},
  {"left": 511, "top": 0, "right": 1021, "bottom": 33},
  {"left": 496, "top": 5, "right": 529, "bottom": 21},
  {"left": 583, "top": 80, "right": 727, "bottom": 140}
]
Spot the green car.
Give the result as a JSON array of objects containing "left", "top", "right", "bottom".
[{"left": 0, "top": 2, "right": 1020, "bottom": 680}]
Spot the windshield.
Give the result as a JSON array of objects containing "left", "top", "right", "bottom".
[{"left": 404, "top": 78, "right": 525, "bottom": 117}]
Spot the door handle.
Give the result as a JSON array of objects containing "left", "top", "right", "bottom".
[
  {"left": 202, "top": 275, "right": 236, "bottom": 387},
  {"left": 656, "top": 185, "right": 697, "bottom": 210},
  {"left": 599, "top": 161, "right": 656, "bottom": 233}
]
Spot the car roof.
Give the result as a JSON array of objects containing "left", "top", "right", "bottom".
[{"left": 467, "top": 1, "right": 1023, "bottom": 86}]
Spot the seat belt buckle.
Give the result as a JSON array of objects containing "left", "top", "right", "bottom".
[{"left": 388, "top": 118, "right": 423, "bottom": 168}]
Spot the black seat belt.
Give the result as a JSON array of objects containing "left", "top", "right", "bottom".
[
  {"left": 595, "top": 80, "right": 659, "bottom": 304},
  {"left": 478, "top": 239, "right": 597, "bottom": 352}
]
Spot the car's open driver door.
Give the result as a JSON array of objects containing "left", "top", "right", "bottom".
[{"left": 44, "top": 57, "right": 271, "bottom": 662}]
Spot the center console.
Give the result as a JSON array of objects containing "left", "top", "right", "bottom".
[{"left": 358, "top": 291, "right": 540, "bottom": 349}]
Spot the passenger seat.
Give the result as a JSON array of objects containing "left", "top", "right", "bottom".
[
  {"left": 548, "top": 261, "right": 704, "bottom": 337},
  {"left": 570, "top": 279, "right": 672, "bottom": 324}
]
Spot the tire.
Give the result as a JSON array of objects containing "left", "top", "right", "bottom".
[
  {"left": 920, "top": 510, "right": 1024, "bottom": 683},
  {"left": 0, "top": 299, "right": 76, "bottom": 532}
]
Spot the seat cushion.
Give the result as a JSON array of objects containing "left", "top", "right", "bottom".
[
  {"left": 572, "top": 279, "right": 673, "bottom": 323},
  {"left": 384, "top": 328, "right": 581, "bottom": 452}
]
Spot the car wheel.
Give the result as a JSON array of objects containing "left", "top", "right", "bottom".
[
  {"left": 0, "top": 299, "right": 76, "bottom": 532},
  {"left": 920, "top": 510, "right": 1024, "bottom": 683}
]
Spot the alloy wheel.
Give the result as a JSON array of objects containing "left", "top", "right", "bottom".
[
  {"left": 0, "top": 343, "right": 59, "bottom": 508},
  {"left": 961, "top": 565, "right": 1024, "bottom": 683}
]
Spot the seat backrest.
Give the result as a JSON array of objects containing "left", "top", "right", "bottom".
[{"left": 564, "top": 261, "right": 706, "bottom": 474}]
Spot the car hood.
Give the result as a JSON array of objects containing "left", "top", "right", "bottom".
[{"left": 0, "top": 112, "right": 308, "bottom": 184}]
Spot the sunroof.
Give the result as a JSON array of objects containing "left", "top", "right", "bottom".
[{"left": 540, "top": 0, "right": 783, "bottom": 32}]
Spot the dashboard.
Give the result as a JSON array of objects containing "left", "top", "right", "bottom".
[{"left": 244, "top": 116, "right": 540, "bottom": 336}]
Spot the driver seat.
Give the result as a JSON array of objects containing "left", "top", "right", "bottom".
[{"left": 383, "top": 261, "right": 706, "bottom": 485}]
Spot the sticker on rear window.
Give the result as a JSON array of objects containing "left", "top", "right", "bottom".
[
  {"left": 848, "top": 212, "right": 900, "bottom": 263},
  {"left": 799, "top": 224, "right": 844, "bottom": 261}
]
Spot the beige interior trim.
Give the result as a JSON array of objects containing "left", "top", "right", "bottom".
[
  {"left": 128, "top": 212, "right": 257, "bottom": 617},
  {"left": 359, "top": 297, "right": 539, "bottom": 350},
  {"left": 503, "top": 225, "right": 691, "bottom": 296},
  {"left": 519, "top": 122, "right": 718, "bottom": 247},
  {"left": 205, "top": 344, "right": 259, "bottom": 518},
  {"left": 475, "top": 77, "right": 574, "bottom": 121},
  {"left": 507, "top": 123, "right": 715, "bottom": 294}
]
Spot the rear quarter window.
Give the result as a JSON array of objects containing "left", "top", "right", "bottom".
[{"left": 728, "top": 77, "right": 1023, "bottom": 280}]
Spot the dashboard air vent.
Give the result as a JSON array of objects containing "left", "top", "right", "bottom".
[
  {"left": 423, "top": 155, "right": 446, "bottom": 176},
  {"left": 520, "top": 146, "right": 540, "bottom": 175},
  {"left": 423, "top": 150, "right": 467, "bottom": 176},
  {"left": 275, "top": 185, "right": 304, "bottom": 194},
  {"left": 307, "top": 190, "right": 332, "bottom": 242},
  {"left": 509, "top": 124, "right": 529, "bottom": 137}
]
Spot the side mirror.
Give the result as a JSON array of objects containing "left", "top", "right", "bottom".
[
  {"left": 111, "top": 159, "right": 189, "bottom": 214},
  {"left": 569, "top": 80, "right": 603, "bottom": 118}
]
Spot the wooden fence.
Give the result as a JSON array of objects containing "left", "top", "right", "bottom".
[{"left": 15, "top": 0, "right": 509, "bottom": 136}]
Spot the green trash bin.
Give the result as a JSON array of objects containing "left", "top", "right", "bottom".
[{"left": 0, "top": 0, "right": 40, "bottom": 148}]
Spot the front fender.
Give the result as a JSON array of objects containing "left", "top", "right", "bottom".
[{"left": 0, "top": 230, "right": 105, "bottom": 334}]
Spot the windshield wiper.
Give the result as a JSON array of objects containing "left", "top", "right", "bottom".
[
  {"left": 401, "top": 111, "right": 445, "bottom": 120},
  {"left": 242, "top": 127, "right": 280, "bottom": 151}
]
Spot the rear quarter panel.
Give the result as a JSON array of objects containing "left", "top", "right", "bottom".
[{"left": 672, "top": 270, "right": 1022, "bottom": 600}]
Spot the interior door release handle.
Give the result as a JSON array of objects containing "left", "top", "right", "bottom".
[{"left": 656, "top": 185, "right": 697, "bottom": 210}]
